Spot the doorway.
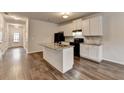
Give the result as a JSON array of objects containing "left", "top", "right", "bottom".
[{"left": 8, "top": 24, "right": 24, "bottom": 48}]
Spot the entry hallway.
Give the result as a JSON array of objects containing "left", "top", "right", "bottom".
[{"left": 0, "top": 48, "right": 124, "bottom": 80}]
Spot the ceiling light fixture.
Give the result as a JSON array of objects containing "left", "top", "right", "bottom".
[
  {"left": 62, "top": 15, "right": 69, "bottom": 19},
  {"left": 61, "top": 12, "right": 70, "bottom": 19}
]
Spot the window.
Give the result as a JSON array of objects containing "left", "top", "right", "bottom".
[
  {"left": 0, "top": 32, "right": 2, "bottom": 42},
  {"left": 13, "top": 32, "right": 20, "bottom": 42}
]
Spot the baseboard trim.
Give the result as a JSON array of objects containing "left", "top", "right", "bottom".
[{"left": 103, "top": 58, "right": 124, "bottom": 65}]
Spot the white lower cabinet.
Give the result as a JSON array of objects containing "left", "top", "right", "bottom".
[
  {"left": 80, "top": 44, "right": 102, "bottom": 62},
  {"left": 80, "top": 44, "right": 89, "bottom": 58}
]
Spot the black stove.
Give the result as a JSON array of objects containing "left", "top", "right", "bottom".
[{"left": 70, "top": 38, "right": 84, "bottom": 57}]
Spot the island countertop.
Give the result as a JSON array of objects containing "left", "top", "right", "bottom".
[{"left": 40, "top": 43, "right": 74, "bottom": 50}]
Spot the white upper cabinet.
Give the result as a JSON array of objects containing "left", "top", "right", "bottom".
[
  {"left": 64, "top": 22, "right": 73, "bottom": 36},
  {"left": 72, "top": 18, "right": 82, "bottom": 30},
  {"left": 59, "top": 16, "right": 103, "bottom": 36},
  {"left": 82, "top": 16, "right": 103, "bottom": 36},
  {"left": 90, "top": 16, "right": 103, "bottom": 36},
  {"left": 82, "top": 19, "right": 90, "bottom": 36},
  {"left": 59, "top": 22, "right": 73, "bottom": 36}
]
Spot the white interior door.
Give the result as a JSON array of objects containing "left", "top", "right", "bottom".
[{"left": 9, "top": 25, "right": 23, "bottom": 48}]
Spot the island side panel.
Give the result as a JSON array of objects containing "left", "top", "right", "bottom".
[
  {"left": 62, "top": 47, "right": 74, "bottom": 73},
  {"left": 43, "top": 47, "right": 63, "bottom": 72}
]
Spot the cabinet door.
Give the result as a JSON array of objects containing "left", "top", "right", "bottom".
[
  {"left": 90, "top": 45, "right": 103, "bottom": 62},
  {"left": 64, "top": 23, "right": 73, "bottom": 36},
  {"left": 80, "top": 44, "right": 89, "bottom": 58},
  {"left": 59, "top": 25, "right": 65, "bottom": 32},
  {"left": 59, "top": 23, "right": 73, "bottom": 36},
  {"left": 89, "top": 45, "right": 98, "bottom": 60},
  {"left": 67, "top": 22, "right": 73, "bottom": 36},
  {"left": 90, "top": 16, "right": 103, "bottom": 36},
  {"left": 72, "top": 20, "right": 77, "bottom": 30},
  {"left": 76, "top": 19, "right": 82, "bottom": 30},
  {"left": 72, "top": 19, "right": 82, "bottom": 30},
  {"left": 82, "top": 19, "right": 90, "bottom": 36}
]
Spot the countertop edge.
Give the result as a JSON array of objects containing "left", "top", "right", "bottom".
[{"left": 40, "top": 43, "right": 74, "bottom": 51}]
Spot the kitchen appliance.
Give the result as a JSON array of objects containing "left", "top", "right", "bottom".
[
  {"left": 54, "top": 32, "right": 65, "bottom": 43},
  {"left": 70, "top": 38, "right": 84, "bottom": 57}
]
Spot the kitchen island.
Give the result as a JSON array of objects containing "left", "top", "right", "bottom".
[{"left": 41, "top": 43, "right": 74, "bottom": 73}]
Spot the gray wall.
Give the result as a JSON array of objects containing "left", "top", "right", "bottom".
[
  {"left": 102, "top": 13, "right": 124, "bottom": 64},
  {"left": 28, "top": 19, "right": 58, "bottom": 53}
]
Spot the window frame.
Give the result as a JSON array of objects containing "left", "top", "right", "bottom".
[{"left": 13, "top": 32, "right": 20, "bottom": 43}]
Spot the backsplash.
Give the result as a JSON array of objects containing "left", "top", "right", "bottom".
[{"left": 65, "top": 36, "right": 74, "bottom": 42}]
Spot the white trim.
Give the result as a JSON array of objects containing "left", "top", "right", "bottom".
[{"left": 103, "top": 58, "right": 124, "bottom": 65}]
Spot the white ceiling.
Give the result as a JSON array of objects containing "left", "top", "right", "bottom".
[
  {"left": 4, "top": 13, "right": 27, "bottom": 24},
  {"left": 9, "top": 12, "right": 95, "bottom": 24}
]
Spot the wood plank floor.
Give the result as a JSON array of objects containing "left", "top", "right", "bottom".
[{"left": 0, "top": 47, "right": 124, "bottom": 80}]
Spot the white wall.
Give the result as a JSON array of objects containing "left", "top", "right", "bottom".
[
  {"left": 24, "top": 19, "right": 29, "bottom": 53},
  {"left": 102, "top": 13, "right": 124, "bottom": 64},
  {"left": 28, "top": 19, "right": 58, "bottom": 53},
  {"left": 0, "top": 13, "right": 8, "bottom": 55},
  {"left": 8, "top": 24, "right": 24, "bottom": 47},
  {"left": 0, "top": 13, "right": 4, "bottom": 56}
]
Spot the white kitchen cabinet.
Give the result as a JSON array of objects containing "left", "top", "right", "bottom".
[
  {"left": 82, "top": 19, "right": 90, "bottom": 36},
  {"left": 59, "top": 22, "right": 73, "bottom": 36},
  {"left": 90, "top": 16, "right": 103, "bottom": 36},
  {"left": 89, "top": 45, "right": 98, "bottom": 60},
  {"left": 80, "top": 44, "right": 103, "bottom": 62},
  {"left": 82, "top": 16, "right": 103, "bottom": 36},
  {"left": 59, "top": 16, "right": 103, "bottom": 36},
  {"left": 72, "top": 18, "right": 82, "bottom": 30},
  {"left": 43, "top": 44, "right": 74, "bottom": 73},
  {"left": 89, "top": 45, "right": 102, "bottom": 62},
  {"left": 80, "top": 44, "right": 89, "bottom": 58}
]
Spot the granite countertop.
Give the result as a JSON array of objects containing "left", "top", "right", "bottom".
[
  {"left": 40, "top": 43, "right": 73, "bottom": 50},
  {"left": 80, "top": 43, "right": 102, "bottom": 46}
]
